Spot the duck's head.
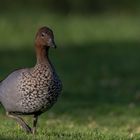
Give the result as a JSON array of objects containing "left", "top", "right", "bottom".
[{"left": 35, "top": 26, "right": 56, "bottom": 48}]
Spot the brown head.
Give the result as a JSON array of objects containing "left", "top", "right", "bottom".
[{"left": 35, "top": 26, "right": 56, "bottom": 49}]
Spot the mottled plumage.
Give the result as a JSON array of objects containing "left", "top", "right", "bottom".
[{"left": 0, "top": 26, "right": 62, "bottom": 134}]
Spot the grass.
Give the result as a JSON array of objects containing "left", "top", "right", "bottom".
[
  {"left": 0, "top": 11, "right": 140, "bottom": 48},
  {"left": 1, "top": 10, "right": 140, "bottom": 139}
]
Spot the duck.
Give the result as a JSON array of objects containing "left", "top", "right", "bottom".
[{"left": 0, "top": 26, "right": 62, "bottom": 134}]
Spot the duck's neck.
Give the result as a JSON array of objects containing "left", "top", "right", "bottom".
[{"left": 35, "top": 44, "right": 50, "bottom": 64}]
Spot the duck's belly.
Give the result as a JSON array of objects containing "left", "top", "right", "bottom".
[
  {"left": 14, "top": 68, "right": 62, "bottom": 114},
  {"left": 17, "top": 88, "right": 60, "bottom": 114}
]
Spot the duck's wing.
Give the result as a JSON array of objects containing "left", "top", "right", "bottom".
[{"left": 0, "top": 69, "right": 28, "bottom": 112}]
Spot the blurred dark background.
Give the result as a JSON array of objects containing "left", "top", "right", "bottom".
[
  {"left": 0, "top": 0, "right": 140, "bottom": 107},
  {"left": 1, "top": 0, "right": 140, "bottom": 14},
  {"left": 0, "top": 0, "right": 140, "bottom": 108}
]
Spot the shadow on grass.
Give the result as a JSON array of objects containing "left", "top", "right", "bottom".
[{"left": 0, "top": 41, "right": 140, "bottom": 110}]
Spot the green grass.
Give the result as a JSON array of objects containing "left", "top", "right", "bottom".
[{"left": 1, "top": 11, "right": 140, "bottom": 139}]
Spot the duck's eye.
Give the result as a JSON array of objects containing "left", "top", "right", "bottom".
[{"left": 41, "top": 32, "right": 46, "bottom": 37}]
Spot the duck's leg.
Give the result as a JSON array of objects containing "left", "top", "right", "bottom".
[
  {"left": 32, "top": 115, "right": 38, "bottom": 134},
  {"left": 6, "top": 112, "right": 32, "bottom": 133}
]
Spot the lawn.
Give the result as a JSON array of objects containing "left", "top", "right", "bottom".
[{"left": 0, "top": 11, "right": 140, "bottom": 139}]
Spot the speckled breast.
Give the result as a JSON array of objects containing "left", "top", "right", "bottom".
[{"left": 17, "top": 65, "right": 62, "bottom": 114}]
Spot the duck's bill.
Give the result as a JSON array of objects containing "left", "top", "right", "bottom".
[{"left": 50, "top": 41, "right": 57, "bottom": 48}]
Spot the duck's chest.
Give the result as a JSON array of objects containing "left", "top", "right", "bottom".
[{"left": 17, "top": 65, "right": 62, "bottom": 113}]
